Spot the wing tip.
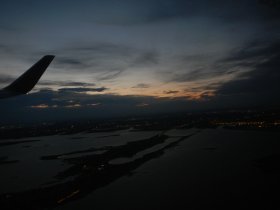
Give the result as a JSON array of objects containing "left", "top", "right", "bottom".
[
  {"left": 44, "top": 55, "right": 55, "bottom": 60},
  {"left": 2, "top": 55, "right": 56, "bottom": 95}
]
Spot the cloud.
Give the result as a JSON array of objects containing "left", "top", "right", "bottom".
[
  {"left": 0, "top": 73, "right": 13, "bottom": 85},
  {"left": 96, "top": 70, "right": 123, "bottom": 81},
  {"left": 1, "top": 0, "right": 280, "bottom": 123},
  {"left": 58, "top": 87, "right": 108, "bottom": 93},
  {"left": 221, "top": 40, "right": 280, "bottom": 65},
  {"left": 132, "top": 83, "right": 151, "bottom": 88},
  {"left": 164, "top": 90, "right": 179, "bottom": 94},
  {"left": 39, "top": 80, "right": 95, "bottom": 87},
  {"left": 132, "top": 51, "right": 159, "bottom": 67},
  {"left": 157, "top": 53, "right": 231, "bottom": 84},
  {"left": 0, "top": 43, "right": 17, "bottom": 56},
  {"left": 0, "top": 76, "right": 96, "bottom": 89},
  {"left": 64, "top": 103, "right": 82, "bottom": 108},
  {"left": 54, "top": 57, "right": 90, "bottom": 69},
  {"left": 0, "top": 88, "right": 197, "bottom": 124},
  {"left": 30, "top": 104, "right": 50, "bottom": 109},
  {"left": 167, "top": 69, "right": 211, "bottom": 83},
  {"left": 164, "top": 39, "right": 280, "bottom": 96},
  {"left": 82, "top": 0, "right": 278, "bottom": 25},
  {"left": 185, "top": 82, "right": 224, "bottom": 93},
  {"left": 215, "top": 39, "right": 280, "bottom": 106},
  {"left": 58, "top": 81, "right": 94, "bottom": 87},
  {"left": 1, "top": 0, "right": 278, "bottom": 30},
  {"left": 51, "top": 43, "right": 160, "bottom": 78}
]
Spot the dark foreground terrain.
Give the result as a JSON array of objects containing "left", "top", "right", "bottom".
[
  {"left": 0, "top": 127, "right": 280, "bottom": 209},
  {"left": 1, "top": 109, "right": 280, "bottom": 210}
]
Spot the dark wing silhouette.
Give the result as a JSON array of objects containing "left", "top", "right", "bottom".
[{"left": 0, "top": 55, "right": 55, "bottom": 99}]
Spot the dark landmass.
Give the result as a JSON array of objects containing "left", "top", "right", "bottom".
[
  {"left": 70, "top": 137, "right": 86, "bottom": 140},
  {"left": 41, "top": 147, "right": 107, "bottom": 160},
  {"left": 0, "top": 160, "right": 19, "bottom": 165},
  {"left": 0, "top": 157, "right": 19, "bottom": 165},
  {"left": 0, "top": 140, "right": 40, "bottom": 147},
  {"left": 0, "top": 107, "right": 280, "bottom": 140},
  {"left": 0, "top": 133, "right": 195, "bottom": 210},
  {"left": 96, "top": 134, "right": 120, "bottom": 138},
  {"left": 254, "top": 154, "right": 280, "bottom": 174}
]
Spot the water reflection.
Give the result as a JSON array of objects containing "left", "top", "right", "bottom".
[{"left": 0, "top": 132, "right": 196, "bottom": 210}]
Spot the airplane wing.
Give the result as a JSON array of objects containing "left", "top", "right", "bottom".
[{"left": 0, "top": 55, "right": 55, "bottom": 99}]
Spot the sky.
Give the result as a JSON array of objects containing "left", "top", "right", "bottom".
[{"left": 0, "top": 0, "right": 280, "bottom": 123}]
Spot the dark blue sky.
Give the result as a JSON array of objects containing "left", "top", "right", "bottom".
[{"left": 0, "top": 0, "right": 280, "bottom": 123}]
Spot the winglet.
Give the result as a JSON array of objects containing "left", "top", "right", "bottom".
[{"left": 3, "top": 55, "right": 55, "bottom": 94}]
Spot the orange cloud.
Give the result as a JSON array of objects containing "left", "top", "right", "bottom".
[
  {"left": 65, "top": 104, "right": 81, "bottom": 108},
  {"left": 30, "top": 104, "right": 49, "bottom": 109}
]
